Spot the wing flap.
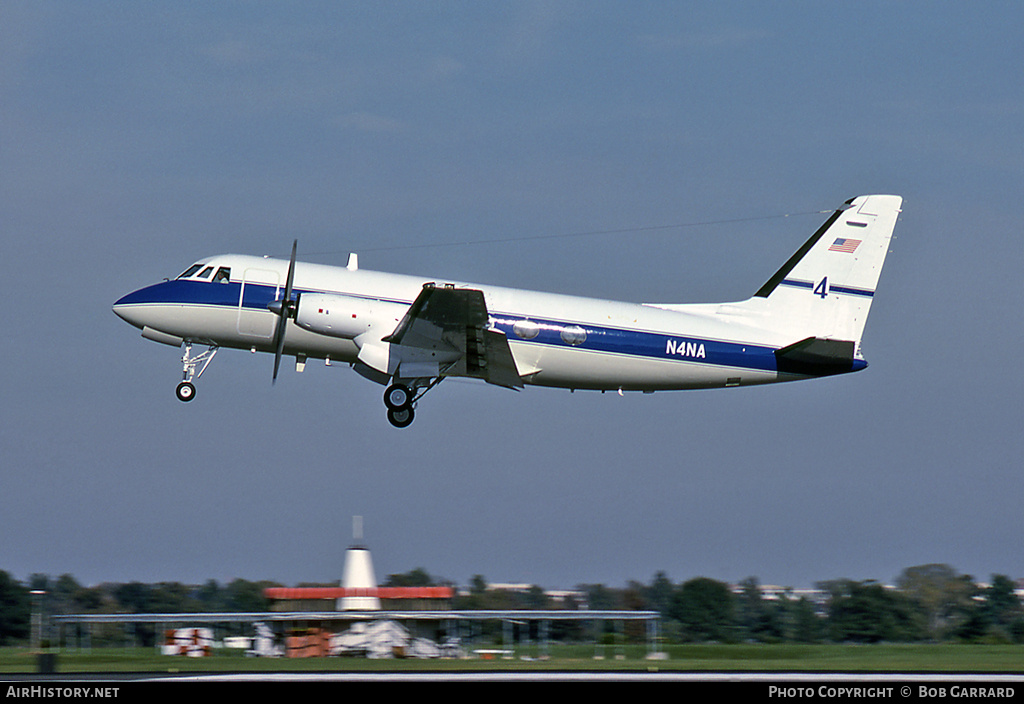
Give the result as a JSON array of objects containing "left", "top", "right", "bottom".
[{"left": 387, "top": 284, "right": 524, "bottom": 388}]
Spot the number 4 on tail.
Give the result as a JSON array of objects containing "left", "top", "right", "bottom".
[{"left": 814, "top": 277, "right": 829, "bottom": 299}]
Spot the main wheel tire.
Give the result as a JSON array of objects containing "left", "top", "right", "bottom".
[
  {"left": 384, "top": 383, "right": 412, "bottom": 410},
  {"left": 387, "top": 406, "right": 415, "bottom": 428},
  {"left": 175, "top": 381, "right": 196, "bottom": 402}
]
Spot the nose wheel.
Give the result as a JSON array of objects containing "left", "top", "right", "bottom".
[{"left": 175, "top": 342, "right": 218, "bottom": 402}]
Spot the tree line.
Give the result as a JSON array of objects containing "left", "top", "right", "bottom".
[
  {"left": 1, "top": 563, "right": 1021, "bottom": 645},
  {"left": 0, "top": 572, "right": 276, "bottom": 646},
  {"left": 406, "top": 564, "right": 1024, "bottom": 644}
]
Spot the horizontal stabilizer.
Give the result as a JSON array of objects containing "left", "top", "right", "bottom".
[{"left": 775, "top": 337, "right": 860, "bottom": 377}]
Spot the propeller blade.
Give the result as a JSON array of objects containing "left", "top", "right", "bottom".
[
  {"left": 282, "top": 239, "right": 296, "bottom": 305},
  {"left": 271, "top": 240, "right": 298, "bottom": 384},
  {"left": 272, "top": 314, "right": 287, "bottom": 382}
]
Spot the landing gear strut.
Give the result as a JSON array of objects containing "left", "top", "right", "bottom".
[{"left": 176, "top": 342, "right": 218, "bottom": 402}]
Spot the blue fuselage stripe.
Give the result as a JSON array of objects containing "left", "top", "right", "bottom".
[{"left": 115, "top": 280, "right": 858, "bottom": 376}]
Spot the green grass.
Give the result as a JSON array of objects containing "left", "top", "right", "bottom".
[{"left": 2, "top": 644, "right": 1022, "bottom": 674}]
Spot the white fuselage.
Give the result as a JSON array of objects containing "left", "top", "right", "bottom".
[{"left": 113, "top": 253, "right": 804, "bottom": 392}]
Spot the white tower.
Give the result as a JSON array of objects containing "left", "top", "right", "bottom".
[{"left": 338, "top": 516, "right": 381, "bottom": 611}]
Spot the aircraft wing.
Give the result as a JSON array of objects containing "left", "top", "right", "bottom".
[{"left": 384, "top": 284, "right": 524, "bottom": 389}]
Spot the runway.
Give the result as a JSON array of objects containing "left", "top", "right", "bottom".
[{"left": 7, "top": 669, "right": 1023, "bottom": 690}]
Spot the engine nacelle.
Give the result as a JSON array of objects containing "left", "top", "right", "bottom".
[{"left": 295, "top": 293, "right": 406, "bottom": 341}]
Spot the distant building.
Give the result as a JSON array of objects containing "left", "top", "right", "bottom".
[
  {"left": 472, "top": 583, "right": 583, "bottom": 607},
  {"left": 264, "top": 524, "right": 453, "bottom": 612},
  {"left": 264, "top": 586, "right": 453, "bottom": 612},
  {"left": 339, "top": 544, "right": 380, "bottom": 610}
]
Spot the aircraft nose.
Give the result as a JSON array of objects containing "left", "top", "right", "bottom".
[
  {"left": 112, "top": 292, "right": 144, "bottom": 328},
  {"left": 113, "top": 284, "right": 163, "bottom": 330}
]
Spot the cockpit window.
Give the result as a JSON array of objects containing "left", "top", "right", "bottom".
[
  {"left": 196, "top": 266, "right": 213, "bottom": 279},
  {"left": 214, "top": 267, "right": 231, "bottom": 283},
  {"left": 177, "top": 264, "right": 203, "bottom": 279}
]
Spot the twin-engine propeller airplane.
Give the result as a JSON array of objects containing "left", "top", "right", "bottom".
[{"left": 113, "top": 195, "right": 902, "bottom": 428}]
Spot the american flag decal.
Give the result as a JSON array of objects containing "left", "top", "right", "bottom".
[{"left": 829, "top": 238, "right": 861, "bottom": 253}]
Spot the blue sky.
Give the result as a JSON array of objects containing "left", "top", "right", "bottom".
[{"left": 2, "top": 2, "right": 1022, "bottom": 591}]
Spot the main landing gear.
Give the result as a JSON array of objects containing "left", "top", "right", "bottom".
[
  {"left": 175, "top": 342, "right": 218, "bottom": 402},
  {"left": 384, "top": 383, "right": 415, "bottom": 428},
  {"left": 383, "top": 378, "right": 441, "bottom": 428}
]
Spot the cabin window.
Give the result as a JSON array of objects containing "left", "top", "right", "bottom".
[
  {"left": 177, "top": 264, "right": 203, "bottom": 279},
  {"left": 560, "top": 325, "right": 587, "bottom": 346},
  {"left": 214, "top": 267, "right": 231, "bottom": 283},
  {"left": 513, "top": 319, "right": 541, "bottom": 340},
  {"left": 197, "top": 266, "right": 213, "bottom": 279}
]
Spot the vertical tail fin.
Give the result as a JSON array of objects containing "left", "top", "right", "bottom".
[{"left": 754, "top": 194, "right": 902, "bottom": 346}]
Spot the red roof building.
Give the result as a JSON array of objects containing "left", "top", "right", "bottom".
[{"left": 264, "top": 586, "right": 454, "bottom": 612}]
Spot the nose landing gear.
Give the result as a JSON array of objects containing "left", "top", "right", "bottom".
[
  {"left": 175, "top": 342, "right": 218, "bottom": 402},
  {"left": 176, "top": 381, "right": 196, "bottom": 402}
]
